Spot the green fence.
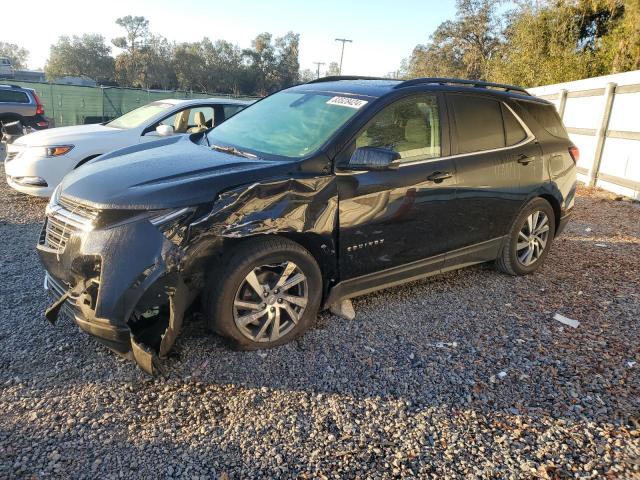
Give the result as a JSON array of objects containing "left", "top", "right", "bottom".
[{"left": 8, "top": 80, "right": 257, "bottom": 127}]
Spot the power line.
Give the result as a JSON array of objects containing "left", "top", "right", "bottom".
[
  {"left": 313, "top": 61, "right": 325, "bottom": 79},
  {"left": 334, "top": 38, "right": 353, "bottom": 75}
]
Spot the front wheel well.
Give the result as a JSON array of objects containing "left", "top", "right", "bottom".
[
  {"left": 201, "top": 232, "right": 335, "bottom": 299},
  {"left": 75, "top": 154, "right": 102, "bottom": 169}
]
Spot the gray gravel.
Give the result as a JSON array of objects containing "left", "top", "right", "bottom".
[{"left": 0, "top": 159, "right": 638, "bottom": 479}]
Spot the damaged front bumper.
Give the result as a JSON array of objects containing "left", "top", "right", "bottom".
[{"left": 37, "top": 208, "right": 192, "bottom": 374}]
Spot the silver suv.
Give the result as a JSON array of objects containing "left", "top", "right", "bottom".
[{"left": 0, "top": 84, "right": 50, "bottom": 142}]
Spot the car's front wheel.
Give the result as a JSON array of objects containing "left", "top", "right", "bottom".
[
  {"left": 203, "top": 237, "right": 322, "bottom": 350},
  {"left": 496, "top": 197, "right": 556, "bottom": 276}
]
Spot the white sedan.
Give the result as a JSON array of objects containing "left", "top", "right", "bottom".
[{"left": 4, "top": 97, "right": 251, "bottom": 197}]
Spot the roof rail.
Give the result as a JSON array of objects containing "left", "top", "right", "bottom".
[
  {"left": 0, "top": 84, "right": 24, "bottom": 89},
  {"left": 394, "top": 77, "right": 530, "bottom": 95},
  {"left": 306, "top": 75, "right": 389, "bottom": 84}
]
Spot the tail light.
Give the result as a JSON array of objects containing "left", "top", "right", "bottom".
[
  {"left": 32, "top": 91, "right": 45, "bottom": 115},
  {"left": 568, "top": 146, "right": 579, "bottom": 164}
]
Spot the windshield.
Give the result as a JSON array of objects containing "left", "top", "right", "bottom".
[
  {"left": 106, "top": 102, "right": 174, "bottom": 129},
  {"left": 206, "top": 91, "right": 366, "bottom": 159}
]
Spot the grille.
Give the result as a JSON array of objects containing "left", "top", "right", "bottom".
[
  {"left": 43, "top": 198, "right": 99, "bottom": 252},
  {"left": 58, "top": 196, "right": 100, "bottom": 221},
  {"left": 44, "top": 215, "right": 77, "bottom": 251}
]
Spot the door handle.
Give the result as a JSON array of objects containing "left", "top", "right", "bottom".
[
  {"left": 427, "top": 171, "right": 453, "bottom": 183},
  {"left": 517, "top": 154, "right": 531, "bottom": 165}
]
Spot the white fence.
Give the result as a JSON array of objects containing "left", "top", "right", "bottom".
[{"left": 528, "top": 70, "right": 640, "bottom": 200}]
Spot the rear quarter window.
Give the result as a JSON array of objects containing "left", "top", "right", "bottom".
[
  {"left": 501, "top": 104, "right": 528, "bottom": 146},
  {"left": 517, "top": 100, "right": 568, "bottom": 139},
  {"left": 0, "top": 90, "right": 30, "bottom": 103}
]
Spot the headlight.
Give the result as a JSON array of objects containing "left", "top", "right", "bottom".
[
  {"left": 43, "top": 145, "right": 74, "bottom": 157},
  {"left": 149, "top": 207, "right": 196, "bottom": 245}
]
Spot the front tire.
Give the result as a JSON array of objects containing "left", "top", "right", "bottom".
[
  {"left": 496, "top": 198, "right": 556, "bottom": 276},
  {"left": 203, "top": 237, "right": 322, "bottom": 350}
]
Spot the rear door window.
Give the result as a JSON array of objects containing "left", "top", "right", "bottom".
[
  {"left": 449, "top": 95, "right": 505, "bottom": 154},
  {"left": 223, "top": 104, "right": 245, "bottom": 120},
  {"left": 0, "top": 90, "right": 30, "bottom": 103}
]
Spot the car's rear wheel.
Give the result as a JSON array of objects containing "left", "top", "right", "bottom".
[
  {"left": 496, "top": 197, "right": 556, "bottom": 276},
  {"left": 203, "top": 236, "right": 322, "bottom": 350}
]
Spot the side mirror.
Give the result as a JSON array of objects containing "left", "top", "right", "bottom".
[
  {"left": 155, "top": 124, "right": 174, "bottom": 137},
  {"left": 348, "top": 146, "right": 401, "bottom": 171}
]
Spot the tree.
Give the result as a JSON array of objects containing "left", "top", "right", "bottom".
[
  {"left": 45, "top": 35, "right": 115, "bottom": 82},
  {"left": 299, "top": 68, "right": 316, "bottom": 83},
  {"left": 274, "top": 32, "right": 300, "bottom": 87},
  {"left": 406, "top": 0, "right": 501, "bottom": 80},
  {"left": 112, "top": 15, "right": 149, "bottom": 57},
  {"left": 592, "top": 0, "right": 640, "bottom": 72},
  {"left": 112, "top": 15, "right": 150, "bottom": 86},
  {"left": 135, "top": 35, "right": 176, "bottom": 89},
  {"left": 242, "top": 33, "right": 278, "bottom": 95},
  {"left": 488, "top": 0, "right": 630, "bottom": 86},
  {"left": 326, "top": 62, "right": 340, "bottom": 76},
  {"left": 172, "top": 41, "right": 209, "bottom": 92},
  {"left": 0, "top": 42, "right": 29, "bottom": 69}
]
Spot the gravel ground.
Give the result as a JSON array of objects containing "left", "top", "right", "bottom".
[{"left": 0, "top": 159, "right": 638, "bottom": 479}]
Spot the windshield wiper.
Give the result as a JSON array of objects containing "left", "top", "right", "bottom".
[{"left": 210, "top": 144, "right": 257, "bottom": 159}]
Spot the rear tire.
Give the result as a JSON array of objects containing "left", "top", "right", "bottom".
[
  {"left": 202, "top": 236, "right": 322, "bottom": 350},
  {"left": 496, "top": 198, "right": 556, "bottom": 276}
]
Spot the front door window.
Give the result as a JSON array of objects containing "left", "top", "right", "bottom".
[{"left": 355, "top": 95, "right": 441, "bottom": 162}]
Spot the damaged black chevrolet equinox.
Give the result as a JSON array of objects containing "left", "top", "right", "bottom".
[{"left": 39, "top": 77, "right": 577, "bottom": 373}]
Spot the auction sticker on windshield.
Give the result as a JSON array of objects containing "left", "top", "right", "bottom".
[{"left": 326, "top": 96, "right": 368, "bottom": 109}]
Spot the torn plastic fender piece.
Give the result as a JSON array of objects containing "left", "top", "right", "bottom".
[
  {"left": 130, "top": 334, "right": 156, "bottom": 375},
  {"left": 130, "top": 276, "right": 189, "bottom": 375},
  {"left": 159, "top": 277, "right": 189, "bottom": 358}
]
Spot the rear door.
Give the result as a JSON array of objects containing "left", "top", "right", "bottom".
[
  {"left": 444, "top": 93, "right": 540, "bottom": 263},
  {"left": 336, "top": 93, "right": 456, "bottom": 279}
]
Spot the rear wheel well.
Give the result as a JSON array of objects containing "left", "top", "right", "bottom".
[
  {"left": 0, "top": 114, "right": 24, "bottom": 125},
  {"left": 539, "top": 194, "right": 561, "bottom": 231}
]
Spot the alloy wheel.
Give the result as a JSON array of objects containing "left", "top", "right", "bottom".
[
  {"left": 516, "top": 210, "right": 550, "bottom": 266},
  {"left": 233, "top": 261, "right": 308, "bottom": 342}
]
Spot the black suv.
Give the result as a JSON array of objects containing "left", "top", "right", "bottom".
[{"left": 38, "top": 77, "right": 577, "bottom": 373}]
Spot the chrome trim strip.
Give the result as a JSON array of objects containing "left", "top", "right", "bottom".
[{"left": 45, "top": 204, "right": 94, "bottom": 232}]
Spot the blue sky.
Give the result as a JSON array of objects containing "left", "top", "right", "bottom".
[{"left": 3, "top": 0, "right": 458, "bottom": 76}]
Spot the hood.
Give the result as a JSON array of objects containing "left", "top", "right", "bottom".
[
  {"left": 59, "top": 135, "right": 293, "bottom": 209},
  {"left": 15, "top": 124, "right": 124, "bottom": 146}
]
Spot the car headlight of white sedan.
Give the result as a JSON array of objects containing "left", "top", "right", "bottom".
[{"left": 43, "top": 145, "right": 74, "bottom": 157}]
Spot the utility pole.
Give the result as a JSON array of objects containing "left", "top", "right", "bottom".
[
  {"left": 334, "top": 38, "right": 353, "bottom": 75},
  {"left": 313, "top": 62, "right": 325, "bottom": 79}
]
